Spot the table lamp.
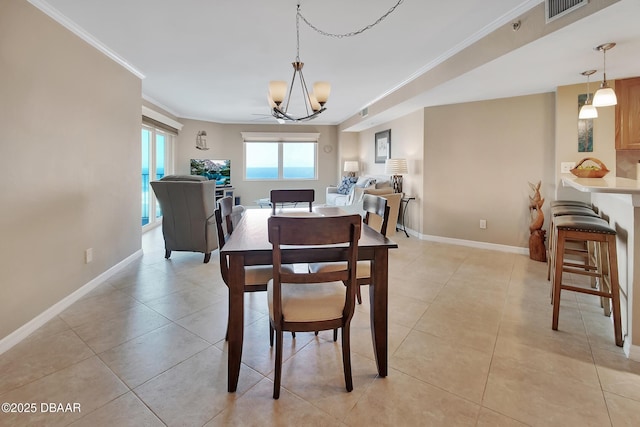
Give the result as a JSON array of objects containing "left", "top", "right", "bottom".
[
  {"left": 385, "top": 158, "right": 408, "bottom": 193},
  {"left": 344, "top": 161, "right": 359, "bottom": 177}
]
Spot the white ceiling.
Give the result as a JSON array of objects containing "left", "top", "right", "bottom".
[{"left": 32, "top": 0, "right": 640, "bottom": 129}]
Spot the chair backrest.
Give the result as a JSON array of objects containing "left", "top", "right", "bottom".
[
  {"left": 150, "top": 176, "right": 218, "bottom": 253},
  {"left": 268, "top": 214, "right": 361, "bottom": 323},
  {"left": 362, "top": 194, "right": 391, "bottom": 237},
  {"left": 270, "top": 189, "right": 314, "bottom": 214},
  {"left": 214, "top": 196, "right": 235, "bottom": 283}
]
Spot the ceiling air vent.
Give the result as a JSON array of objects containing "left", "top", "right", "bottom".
[{"left": 545, "top": 0, "right": 588, "bottom": 23}]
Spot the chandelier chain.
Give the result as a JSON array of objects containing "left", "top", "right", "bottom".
[{"left": 297, "top": 0, "right": 404, "bottom": 39}]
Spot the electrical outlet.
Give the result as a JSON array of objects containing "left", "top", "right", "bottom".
[
  {"left": 561, "top": 162, "right": 576, "bottom": 173},
  {"left": 85, "top": 248, "right": 93, "bottom": 264},
  {"left": 479, "top": 219, "right": 487, "bottom": 229}
]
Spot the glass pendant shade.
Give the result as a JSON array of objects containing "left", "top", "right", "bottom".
[
  {"left": 592, "top": 43, "right": 617, "bottom": 107},
  {"left": 579, "top": 103, "right": 598, "bottom": 119},
  {"left": 592, "top": 85, "right": 617, "bottom": 107},
  {"left": 268, "top": 81, "right": 287, "bottom": 106},
  {"left": 313, "top": 82, "right": 331, "bottom": 105}
]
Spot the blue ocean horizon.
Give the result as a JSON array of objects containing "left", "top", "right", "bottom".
[{"left": 246, "top": 167, "right": 314, "bottom": 179}]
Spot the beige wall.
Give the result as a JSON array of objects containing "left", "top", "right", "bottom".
[
  {"left": 422, "top": 93, "right": 555, "bottom": 248},
  {"left": 175, "top": 120, "right": 339, "bottom": 205},
  {"left": 0, "top": 1, "right": 142, "bottom": 340},
  {"left": 355, "top": 111, "right": 425, "bottom": 233}
]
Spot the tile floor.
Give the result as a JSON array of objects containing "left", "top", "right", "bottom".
[{"left": 1, "top": 227, "right": 640, "bottom": 426}]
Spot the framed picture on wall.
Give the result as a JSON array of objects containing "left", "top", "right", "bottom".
[{"left": 375, "top": 129, "right": 391, "bottom": 163}]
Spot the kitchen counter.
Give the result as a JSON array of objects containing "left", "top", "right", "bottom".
[
  {"left": 560, "top": 173, "right": 640, "bottom": 360},
  {"left": 561, "top": 173, "right": 640, "bottom": 198}
]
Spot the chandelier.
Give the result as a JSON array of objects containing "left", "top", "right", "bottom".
[
  {"left": 268, "top": 4, "right": 329, "bottom": 123},
  {"left": 268, "top": 1, "right": 405, "bottom": 122}
]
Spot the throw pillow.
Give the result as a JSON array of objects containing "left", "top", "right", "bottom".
[
  {"left": 337, "top": 176, "right": 358, "bottom": 195},
  {"left": 355, "top": 176, "right": 370, "bottom": 188}
]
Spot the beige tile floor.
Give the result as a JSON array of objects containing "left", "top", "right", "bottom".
[{"left": 1, "top": 227, "right": 640, "bottom": 426}]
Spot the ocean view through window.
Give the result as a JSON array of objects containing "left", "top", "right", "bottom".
[
  {"left": 142, "top": 126, "right": 173, "bottom": 227},
  {"left": 245, "top": 141, "right": 316, "bottom": 180}
]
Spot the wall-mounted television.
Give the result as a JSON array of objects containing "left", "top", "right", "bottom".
[{"left": 190, "top": 159, "right": 231, "bottom": 186}]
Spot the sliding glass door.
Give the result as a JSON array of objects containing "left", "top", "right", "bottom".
[{"left": 142, "top": 125, "right": 173, "bottom": 227}]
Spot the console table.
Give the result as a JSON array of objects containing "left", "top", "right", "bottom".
[{"left": 398, "top": 196, "right": 415, "bottom": 237}]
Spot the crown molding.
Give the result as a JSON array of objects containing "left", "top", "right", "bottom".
[
  {"left": 142, "top": 106, "right": 184, "bottom": 131},
  {"left": 27, "top": 0, "right": 145, "bottom": 79}
]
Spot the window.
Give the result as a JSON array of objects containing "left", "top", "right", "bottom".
[
  {"left": 142, "top": 125, "right": 174, "bottom": 227},
  {"left": 242, "top": 132, "right": 319, "bottom": 181}
]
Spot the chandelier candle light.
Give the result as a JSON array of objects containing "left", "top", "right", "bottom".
[{"left": 385, "top": 158, "right": 408, "bottom": 194}]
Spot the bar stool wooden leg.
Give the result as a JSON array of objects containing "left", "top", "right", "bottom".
[
  {"left": 604, "top": 236, "right": 623, "bottom": 346},
  {"left": 552, "top": 229, "right": 566, "bottom": 331}
]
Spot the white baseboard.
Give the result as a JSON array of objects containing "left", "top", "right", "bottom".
[
  {"left": 0, "top": 249, "right": 143, "bottom": 355},
  {"left": 417, "top": 231, "right": 529, "bottom": 255},
  {"left": 624, "top": 341, "right": 640, "bottom": 362}
]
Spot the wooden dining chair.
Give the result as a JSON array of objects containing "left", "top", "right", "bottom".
[
  {"left": 270, "top": 189, "right": 314, "bottom": 215},
  {"left": 267, "top": 214, "right": 361, "bottom": 399},
  {"left": 215, "top": 196, "right": 272, "bottom": 339},
  {"left": 310, "top": 194, "right": 390, "bottom": 304}
]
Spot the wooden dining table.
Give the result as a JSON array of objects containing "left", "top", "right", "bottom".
[{"left": 220, "top": 206, "right": 398, "bottom": 392}]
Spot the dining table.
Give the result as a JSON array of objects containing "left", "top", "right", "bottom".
[{"left": 220, "top": 205, "right": 398, "bottom": 392}]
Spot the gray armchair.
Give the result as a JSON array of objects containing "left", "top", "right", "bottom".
[{"left": 150, "top": 175, "right": 218, "bottom": 263}]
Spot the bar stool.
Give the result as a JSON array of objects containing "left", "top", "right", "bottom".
[
  {"left": 551, "top": 215, "right": 623, "bottom": 347},
  {"left": 547, "top": 205, "right": 600, "bottom": 282},
  {"left": 550, "top": 200, "right": 593, "bottom": 209}
]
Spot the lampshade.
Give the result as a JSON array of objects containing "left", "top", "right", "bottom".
[
  {"left": 385, "top": 158, "right": 408, "bottom": 175},
  {"left": 592, "top": 86, "right": 617, "bottom": 107},
  {"left": 343, "top": 161, "right": 359, "bottom": 172},
  {"left": 578, "top": 70, "right": 598, "bottom": 119},
  {"left": 313, "top": 82, "right": 331, "bottom": 105},
  {"left": 592, "top": 42, "right": 617, "bottom": 107},
  {"left": 268, "top": 81, "right": 287, "bottom": 106},
  {"left": 579, "top": 104, "right": 598, "bottom": 119}
]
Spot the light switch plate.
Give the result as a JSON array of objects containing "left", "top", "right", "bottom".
[{"left": 561, "top": 162, "right": 576, "bottom": 173}]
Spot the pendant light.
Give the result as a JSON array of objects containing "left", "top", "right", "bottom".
[
  {"left": 592, "top": 43, "right": 617, "bottom": 107},
  {"left": 578, "top": 70, "right": 598, "bottom": 119}
]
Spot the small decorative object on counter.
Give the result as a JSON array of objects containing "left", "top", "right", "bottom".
[
  {"left": 570, "top": 157, "right": 609, "bottom": 178},
  {"left": 528, "top": 181, "right": 546, "bottom": 262}
]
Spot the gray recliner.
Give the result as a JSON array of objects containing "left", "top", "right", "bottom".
[{"left": 150, "top": 175, "right": 219, "bottom": 263}]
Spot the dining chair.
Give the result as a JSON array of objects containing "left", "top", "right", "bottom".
[
  {"left": 267, "top": 214, "right": 361, "bottom": 399},
  {"left": 310, "top": 194, "right": 390, "bottom": 304},
  {"left": 215, "top": 196, "right": 272, "bottom": 339},
  {"left": 269, "top": 189, "right": 314, "bottom": 215}
]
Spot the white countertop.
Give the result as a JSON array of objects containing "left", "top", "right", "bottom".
[{"left": 561, "top": 174, "right": 640, "bottom": 195}]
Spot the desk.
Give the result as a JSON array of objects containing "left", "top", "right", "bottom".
[{"left": 221, "top": 207, "right": 398, "bottom": 391}]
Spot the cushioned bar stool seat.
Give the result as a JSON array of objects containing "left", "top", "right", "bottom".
[
  {"left": 551, "top": 215, "right": 623, "bottom": 347},
  {"left": 547, "top": 206, "right": 600, "bottom": 281},
  {"left": 550, "top": 200, "right": 593, "bottom": 208}
]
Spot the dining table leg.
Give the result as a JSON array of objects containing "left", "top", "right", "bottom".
[
  {"left": 227, "top": 254, "right": 245, "bottom": 392},
  {"left": 369, "top": 248, "right": 388, "bottom": 377}
]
